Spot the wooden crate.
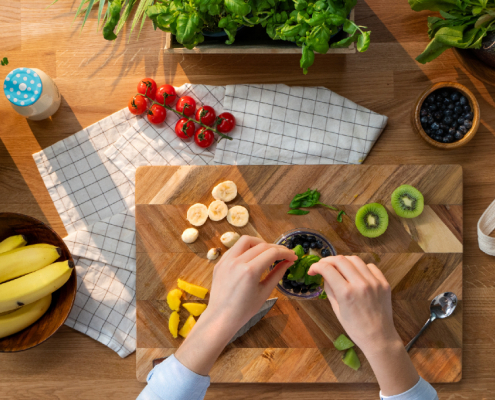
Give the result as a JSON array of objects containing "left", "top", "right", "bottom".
[{"left": 164, "top": 9, "right": 355, "bottom": 54}]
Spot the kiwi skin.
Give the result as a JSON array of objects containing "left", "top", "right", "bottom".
[
  {"left": 391, "top": 185, "right": 424, "bottom": 219},
  {"left": 355, "top": 203, "right": 389, "bottom": 238}
]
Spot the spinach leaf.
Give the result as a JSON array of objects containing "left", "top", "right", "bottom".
[
  {"left": 293, "top": 245, "right": 305, "bottom": 259},
  {"left": 318, "top": 290, "right": 328, "bottom": 299},
  {"left": 337, "top": 210, "right": 346, "bottom": 223},
  {"left": 1, "top": 57, "right": 8, "bottom": 66},
  {"left": 408, "top": 0, "right": 461, "bottom": 12},
  {"left": 225, "top": 0, "right": 251, "bottom": 16},
  {"left": 288, "top": 209, "right": 310, "bottom": 215},
  {"left": 415, "top": 36, "right": 451, "bottom": 63}
]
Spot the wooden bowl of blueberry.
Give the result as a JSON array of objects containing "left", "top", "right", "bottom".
[{"left": 412, "top": 82, "right": 480, "bottom": 149}]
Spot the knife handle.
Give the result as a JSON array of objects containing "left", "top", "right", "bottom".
[{"left": 152, "top": 357, "right": 169, "bottom": 368}]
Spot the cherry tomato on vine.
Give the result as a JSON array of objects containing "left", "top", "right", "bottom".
[
  {"left": 128, "top": 95, "right": 147, "bottom": 115},
  {"left": 147, "top": 104, "right": 166, "bottom": 124},
  {"left": 175, "top": 118, "right": 196, "bottom": 139},
  {"left": 194, "top": 127, "right": 215, "bottom": 148},
  {"left": 137, "top": 78, "right": 157, "bottom": 100},
  {"left": 176, "top": 96, "right": 197, "bottom": 117},
  {"left": 195, "top": 105, "right": 216, "bottom": 126},
  {"left": 156, "top": 84, "right": 177, "bottom": 106},
  {"left": 216, "top": 112, "right": 236, "bottom": 133}
]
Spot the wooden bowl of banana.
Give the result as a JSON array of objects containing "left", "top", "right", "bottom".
[{"left": 0, "top": 213, "right": 76, "bottom": 352}]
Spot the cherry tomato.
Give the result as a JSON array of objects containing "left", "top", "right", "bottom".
[
  {"left": 195, "top": 105, "right": 216, "bottom": 126},
  {"left": 175, "top": 118, "right": 196, "bottom": 139},
  {"left": 176, "top": 96, "right": 197, "bottom": 117},
  {"left": 147, "top": 104, "right": 166, "bottom": 124},
  {"left": 216, "top": 112, "right": 236, "bottom": 133},
  {"left": 137, "top": 78, "right": 157, "bottom": 100},
  {"left": 156, "top": 84, "right": 177, "bottom": 106},
  {"left": 194, "top": 127, "right": 215, "bottom": 148},
  {"left": 128, "top": 95, "right": 147, "bottom": 115}
]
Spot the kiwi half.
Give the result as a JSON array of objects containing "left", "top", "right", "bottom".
[
  {"left": 391, "top": 184, "right": 424, "bottom": 218},
  {"left": 355, "top": 203, "right": 389, "bottom": 238}
]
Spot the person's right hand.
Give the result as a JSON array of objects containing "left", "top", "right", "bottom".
[{"left": 308, "top": 255, "right": 401, "bottom": 356}]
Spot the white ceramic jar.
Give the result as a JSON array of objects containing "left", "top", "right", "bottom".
[{"left": 3, "top": 67, "right": 61, "bottom": 120}]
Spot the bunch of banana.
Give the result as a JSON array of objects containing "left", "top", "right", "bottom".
[{"left": 0, "top": 235, "right": 74, "bottom": 339}]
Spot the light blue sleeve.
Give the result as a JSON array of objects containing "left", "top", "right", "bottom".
[
  {"left": 136, "top": 355, "right": 210, "bottom": 400},
  {"left": 380, "top": 377, "right": 438, "bottom": 400}
]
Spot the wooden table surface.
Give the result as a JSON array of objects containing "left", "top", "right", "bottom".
[{"left": 1, "top": 1, "right": 495, "bottom": 399}]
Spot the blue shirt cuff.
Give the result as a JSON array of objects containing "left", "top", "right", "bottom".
[{"left": 380, "top": 377, "right": 438, "bottom": 400}]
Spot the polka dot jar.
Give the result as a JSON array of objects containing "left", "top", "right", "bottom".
[{"left": 3, "top": 68, "right": 61, "bottom": 120}]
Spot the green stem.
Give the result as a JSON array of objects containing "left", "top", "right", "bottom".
[
  {"left": 136, "top": 93, "right": 233, "bottom": 141},
  {"left": 317, "top": 202, "right": 338, "bottom": 211}
]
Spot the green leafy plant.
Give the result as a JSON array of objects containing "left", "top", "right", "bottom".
[
  {"left": 1, "top": 57, "right": 8, "bottom": 66},
  {"left": 288, "top": 188, "right": 345, "bottom": 220},
  {"left": 286, "top": 244, "right": 323, "bottom": 288},
  {"left": 408, "top": 0, "right": 495, "bottom": 63}
]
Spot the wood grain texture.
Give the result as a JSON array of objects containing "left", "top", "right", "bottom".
[
  {"left": 3, "top": 0, "right": 495, "bottom": 397},
  {"left": 135, "top": 165, "right": 463, "bottom": 383}
]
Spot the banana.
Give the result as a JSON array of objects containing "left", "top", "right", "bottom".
[
  {"left": 0, "top": 244, "right": 61, "bottom": 283},
  {"left": 212, "top": 181, "right": 237, "bottom": 202},
  {"left": 0, "top": 260, "right": 73, "bottom": 313},
  {"left": 220, "top": 232, "right": 241, "bottom": 248},
  {"left": 0, "top": 294, "right": 51, "bottom": 339},
  {"left": 186, "top": 203, "right": 208, "bottom": 227},
  {"left": 208, "top": 200, "right": 228, "bottom": 221},
  {"left": 182, "top": 228, "right": 199, "bottom": 244},
  {"left": 0, "top": 235, "right": 27, "bottom": 254},
  {"left": 207, "top": 247, "right": 221, "bottom": 261},
  {"left": 227, "top": 206, "right": 250, "bottom": 227}
]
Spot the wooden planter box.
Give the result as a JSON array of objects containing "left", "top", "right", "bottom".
[{"left": 164, "top": 9, "right": 355, "bottom": 54}]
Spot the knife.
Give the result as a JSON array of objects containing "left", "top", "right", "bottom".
[{"left": 152, "top": 298, "right": 278, "bottom": 368}]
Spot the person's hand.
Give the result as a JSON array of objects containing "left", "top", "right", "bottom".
[
  {"left": 308, "top": 255, "right": 420, "bottom": 396},
  {"left": 175, "top": 235, "right": 297, "bottom": 376},
  {"left": 308, "top": 255, "right": 399, "bottom": 355}
]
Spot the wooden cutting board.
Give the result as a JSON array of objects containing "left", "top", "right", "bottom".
[{"left": 135, "top": 165, "right": 463, "bottom": 383}]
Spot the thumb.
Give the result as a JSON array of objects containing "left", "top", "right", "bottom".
[{"left": 261, "top": 260, "right": 293, "bottom": 295}]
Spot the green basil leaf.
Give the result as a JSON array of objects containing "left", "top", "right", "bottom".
[
  {"left": 288, "top": 209, "right": 310, "bottom": 215},
  {"left": 408, "top": 0, "right": 462, "bottom": 12},
  {"left": 281, "top": 23, "right": 301, "bottom": 37},
  {"left": 330, "top": 31, "right": 359, "bottom": 48},
  {"left": 357, "top": 31, "right": 371, "bottom": 52},
  {"left": 225, "top": 0, "right": 251, "bottom": 16},
  {"left": 294, "top": 245, "right": 305, "bottom": 259},
  {"left": 337, "top": 210, "right": 346, "bottom": 222},
  {"left": 343, "top": 19, "right": 357, "bottom": 35},
  {"left": 327, "top": 14, "right": 346, "bottom": 26},
  {"left": 415, "top": 36, "right": 451, "bottom": 64},
  {"left": 176, "top": 13, "right": 200, "bottom": 43}
]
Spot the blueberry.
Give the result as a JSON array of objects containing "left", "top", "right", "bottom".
[
  {"left": 429, "top": 104, "right": 437, "bottom": 111},
  {"left": 455, "top": 101, "right": 460, "bottom": 106},
  {"left": 448, "top": 127, "right": 456, "bottom": 135},
  {"left": 292, "top": 286, "right": 301, "bottom": 293},
  {"left": 301, "top": 288, "right": 309, "bottom": 294},
  {"left": 310, "top": 242, "right": 317, "bottom": 249},
  {"left": 465, "top": 112, "right": 473, "bottom": 120},
  {"left": 307, "top": 235, "right": 316, "bottom": 242},
  {"left": 427, "top": 95, "right": 436, "bottom": 103},
  {"left": 282, "top": 280, "right": 292, "bottom": 290},
  {"left": 431, "top": 122, "right": 440, "bottom": 130},
  {"left": 447, "top": 104, "right": 455, "bottom": 110},
  {"left": 444, "top": 109, "right": 453, "bottom": 117},
  {"left": 451, "top": 93, "right": 460, "bottom": 102},
  {"left": 321, "top": 248, "right": 331, "bottom": 258},
  {"left": 302, "top": 241, "right": 309, "bottom": 249},
  {"left": 291, "top": 280, "right": 299, "bottom": 287},
  {"left": 434, "top": 112, "right": 443, "bottom": 120},
  {"left": 285, "top": 240, "right": 294, "bottom": 249},
  {"left": 433, "top": 136, "right": 443, "bottom": 142},
  {"left": 427, "top": 116, "right": 435, "bottom": 124},
  {"left": 452, "top": 122, "right": 458, "bottom": 129},
  {"left": 464, "top": 105, "right": 471, "bottom": 112},
  {"left": 300, "top": 234, "right": 307, "bottom": 241},
  {"left": 459, "top": 125, "right": 467, "bottom": 134},
  {"left": 441, "top": 91, "right": 449, "bottom": 98},
  {"left": 437, "top": 129, "right": 444, "bottom": 136},
  {"left": 443, "top": 97, "right": 451, "bottom": 104},
  {"left": 454, "top": 106, "right": 463, "bottom": 114},
  {"left": 459, "top": 96, "right": 467, "bottom": 105},
  {"left": 443, "top": 135, "right": 454, "bottom": 143},
  {"left": 443, "top": 116, "right": 453, "bottom": 125},
  {"left": 308, "top": 287, "right": 316, "bottom": 293},
  {"left": 457, "top": 117, "right": 465, "bottom": 124},
  {"left": 464, "top": 120, "right": 472, "bottom": 129},
  {"left": 454, "top": 131, "right": 464, "bottom": 141},
  {"left": 315, "top": 240, "right": 323, "bottom": 249},
  {"left": 421, "top": 109, "right": 428, "bottom": 117}
]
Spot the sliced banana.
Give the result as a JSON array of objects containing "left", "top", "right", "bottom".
[
  {"left": 212, "top": 181, "right": 237, "bottom": 202},
  {"left": 187, "top": 203, "right": 208, "bottom": 226},
  {"left": 208, "top": 200, "right": 228, "bottom": 221},
  {"left": 207, "top": 248, "right": 221, "bottom": 261},
  {"left": 182, "top": 228, "right": 199, "bottom": 244},
  {"left": 220, "top": 232, "right": 240, "bottom": 248},
  {"left": 227, "top": 206, "right": 249, "bottom": 227}
]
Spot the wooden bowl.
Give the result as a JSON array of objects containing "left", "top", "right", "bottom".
[
  {"left": 453, "top": 48, "right": 495, "bottom": 88},
  {"left": 0, "top": 213, "right": 76, "bottom": 352},
  {"left": 411, "top": 81, "right": 480, "bottom": 150}
]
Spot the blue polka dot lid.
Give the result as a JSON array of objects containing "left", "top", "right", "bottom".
[{"left": 3, "top": 68, "right": 43, "bottom": 107}]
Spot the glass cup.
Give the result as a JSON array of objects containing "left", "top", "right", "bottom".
[{"left": 271, "top": 228, "right": 336, "bottom": 299}]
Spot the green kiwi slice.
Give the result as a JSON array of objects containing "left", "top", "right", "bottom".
[
  {"left": 391, "top": 184, "right": 424, "bottom": 218},
  {"left": 355, "top": 203, "right": 389, "bottom": 238}
]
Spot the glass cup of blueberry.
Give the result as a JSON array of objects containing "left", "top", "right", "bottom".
[
  {"left": 416, "top": 84, "right": 478, "bottom": 147},
  {"left": 271, "top": 228, "right": 336, "bottom": 299}
]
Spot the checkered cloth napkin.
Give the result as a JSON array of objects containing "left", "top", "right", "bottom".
[{"left": 33, "top": 83, "right": 387, "bottom": 358}]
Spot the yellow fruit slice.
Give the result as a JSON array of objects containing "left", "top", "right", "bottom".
[
  {"left": 169, "top": 311, "right": 180, "bottom": 339},
  {"left": 179, "top": 315, "right": 196, "bottom": 338},
  {"left": 182, "top": 303, "right": 207, "bottom": 317},
  {"left": 0, "top": 235, "right": 27, "bottom": 254},
  {"left": 0, "top": 294, "right": 52, "bottom": 339},
  {"left": 167, "top": 289, "right": 183, "bottom": 311},
  {"left": 177, "top": 279, "right": 208, "bottom": 299}
]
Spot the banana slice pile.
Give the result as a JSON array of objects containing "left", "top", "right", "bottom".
[
  {"left": 0, "top": 235, "right": 73, "bottom": 339},
  {"left": 181, "top": 180, "right": 249, "bottom": 257}
]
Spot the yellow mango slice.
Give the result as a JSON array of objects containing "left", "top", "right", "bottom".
[
  {"left": 169, "top": 311, "right": 180, "bottom": 339},
  {"left": 179, "top": 315, "right": 196, "bottom": 338},
  {"left": 177, "top": 279, "right": 208, "bottom": 299},
  {"left": 182, "top": 303, "right": 207, "bottom": 317},
  {"left": 167, "top": 289, "right": 183, "bottom": 311}
]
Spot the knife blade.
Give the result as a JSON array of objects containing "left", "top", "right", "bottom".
[
  {"left": 152, "top": 298, "right": 278, "bottom": 368},
  {"left": 228, "top": 297, "right": 277, "bottom": 344}
]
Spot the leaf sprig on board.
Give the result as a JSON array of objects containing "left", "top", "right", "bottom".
[
  {"left": 288, "top": 188, "right": 345, "bottom": 221},
  {"left": 1, "top": 57, "right": 8, "bottom": 66},
  {"left": 408, "top": 0, "right": 495, "bottom": 63}
]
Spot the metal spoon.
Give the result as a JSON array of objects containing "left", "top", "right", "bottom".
[{"left": 405, "top": 292, "right": 458, "bottom": 352}]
